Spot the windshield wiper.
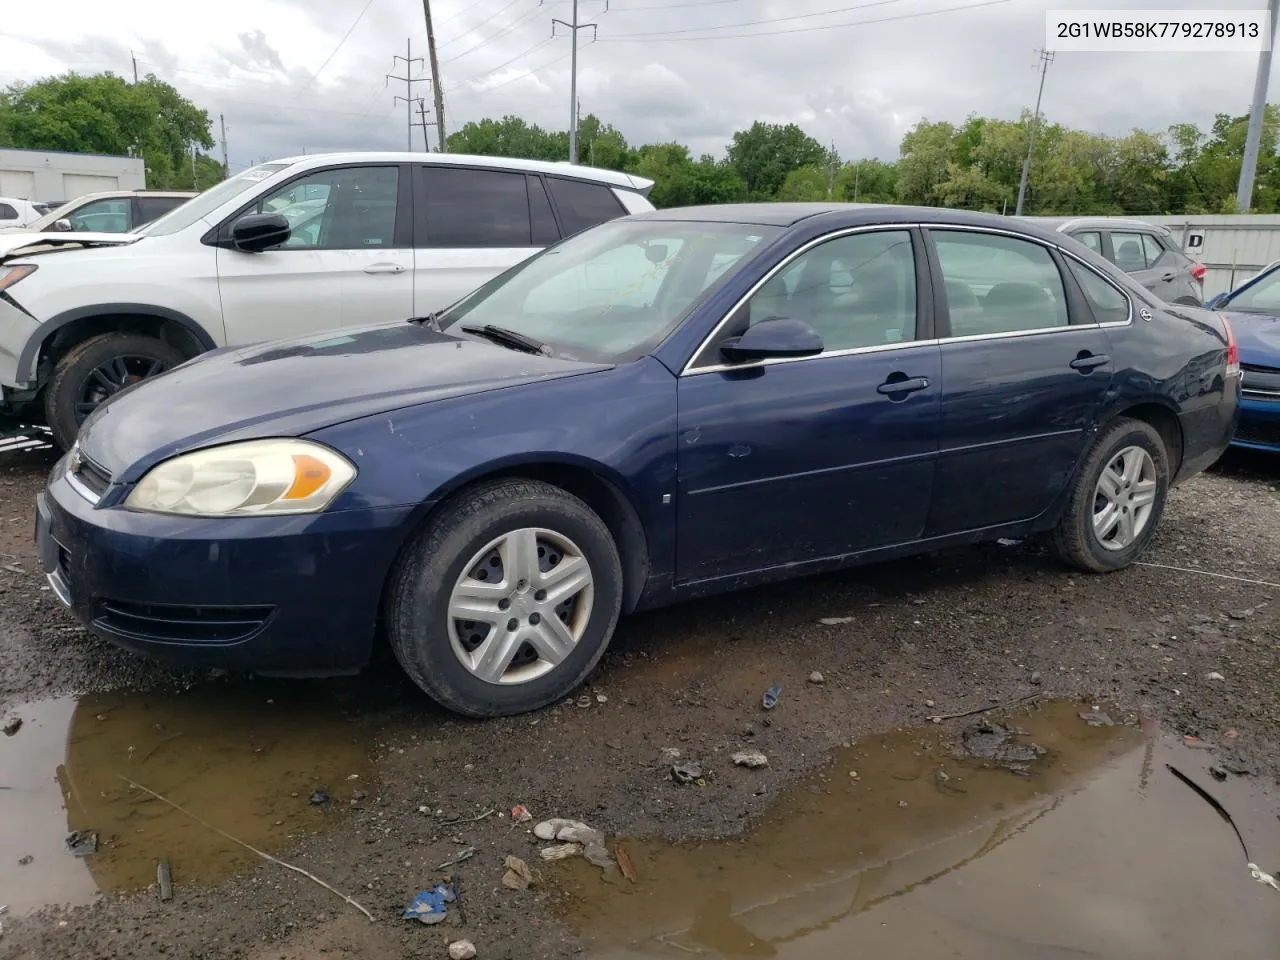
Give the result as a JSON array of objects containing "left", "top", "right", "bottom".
[
  {"left": 408, "top": 311, "right": 444, "bottom": 332},
  {"left": 461, "top": 324, "right": 548, "bottom": 356}
]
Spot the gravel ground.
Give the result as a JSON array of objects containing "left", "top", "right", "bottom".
[{"left": 0, "top": 445, "right": 1277, "bottom": 960}]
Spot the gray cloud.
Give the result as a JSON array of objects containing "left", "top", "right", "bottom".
[{"left": 236, "top": 29, "right": 286, "bottom": 73}]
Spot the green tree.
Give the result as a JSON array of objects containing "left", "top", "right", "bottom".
[
  {"left": 726, "top": 121, "right": 827, "bottom": 198},
  {"left": 446, "top": 115, "right": 567, "bottom": 161},
  {"left": 895, "top": 119, "right": 955, "bottom": 205},
  {"left": 0, "top": 72, "right": 215, "bottom": 190},
  {"left": 577, "top": 114, "right": 632, "bottom": 171}
]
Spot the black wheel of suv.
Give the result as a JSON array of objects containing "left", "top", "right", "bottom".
[
  {"left": 1053, "top": 417, "right": 1170, "bottom": 573},
  {"left": 45, "top": 333, "right": 185, "bottom": 450},
  {"left": 387, "top": 478, "right": 624, "bottom": 717}
]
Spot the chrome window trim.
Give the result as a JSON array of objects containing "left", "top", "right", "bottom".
[{"left": 680, "top": 222, "right": 1134, "bottom": 378}]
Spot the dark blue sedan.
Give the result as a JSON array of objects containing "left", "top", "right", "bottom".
[
  {"left": 1206, "top": 265, "right": 1280, "bottom": 452},
  {"left": 36, "top": 205, "right": 1239, "bottom": 716}
]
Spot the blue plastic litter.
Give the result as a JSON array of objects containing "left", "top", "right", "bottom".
[
  {"left": 762, "top": 683, "right": 782, "bottom": 710},
  {"left": 402, "top": 883, "right": 455, "bottom": 924}
]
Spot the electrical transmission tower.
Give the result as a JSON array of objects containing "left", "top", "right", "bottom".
[
  {"left": 552, "top": 1, "right": 607, "bottom": 164},
  {"left": 386, "top": 39, "right": 427, "bottom": 151}
]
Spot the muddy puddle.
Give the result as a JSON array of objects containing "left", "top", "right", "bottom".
[
  {"left": 0, "top": 681, "right": 384, "bottom": 915},
  {"left": 553, "top": 701, "right": 1280, "bottom": 959}
]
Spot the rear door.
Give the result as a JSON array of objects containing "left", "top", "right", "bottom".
[
  {"left": 217, "top": 163, "right": 414, "bottom": 344},
  {"left": 413, "top": 166, "right": 558, "bottom": 313},
  {"left": 925, "top": 227, "right": 1118, "bottom": 535},
  {"left": 675, "top": 227, "right": 941, "bottom": 581}
]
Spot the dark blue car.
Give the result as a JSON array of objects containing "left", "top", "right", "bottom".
[
  {"left": 1206, "top": 265, "right": 1280, "bottom": 452},
  {"left": 36, "top": 204, "right": 1239, "bottom": 716}
]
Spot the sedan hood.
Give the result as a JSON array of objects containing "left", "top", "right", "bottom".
[
  {"left": 80, "top": 323, "right": 608, "bottom": 477},
  {"left": 1221, "top": 310, "right": 1280, "bottom": 364}
]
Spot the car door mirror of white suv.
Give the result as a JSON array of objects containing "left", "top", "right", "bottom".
[{"left": 231, "top": 213, "right": 291, "bottom": 253}]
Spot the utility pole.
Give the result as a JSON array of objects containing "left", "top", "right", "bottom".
[
  {"left": 190, "top": 144, "right": 198, "bottom": 189},
  {"left": 1015, "top": 48, "right": 1054, "bottom": 217},
  {"left": 1237, "top": 0, "right": 1280, "bottom": 213},
  {"left": 219, "top": 114, "right": 229, "bottom": 178},
  {"left": 387, "top": 39, "right": 426, "bottom": 151},
  {"left": 131, "top": 51, "right": 138, "bottom": 83},
  {"left": 412, "top": 97, "right": 436, "bottom": 152},
  {"left": 552, "top": 1, "right": 605, "bottom": 163},
  {"left": 852, "top": 161, "right": 861, "bottom": 203},
  {"left": 826, "top": 140, "right": 837, "bottom": 200},
  {"left": 421, "top": 0, "right": 448, "bottom": 151}
]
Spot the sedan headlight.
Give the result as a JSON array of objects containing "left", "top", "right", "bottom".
[{"left": 125, "top": 439, "right": 356, "bottom": 517}]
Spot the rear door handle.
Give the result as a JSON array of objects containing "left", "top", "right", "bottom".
[
  {"left": 877, "top": 376, "right": 930, "bottom": 396},
  {"left": 1160, "top": 271, "right": 1177, "bottom": 282},
  {"left": 1070, "top": 354, "right": 1111, "bottom": 372},
  {"left": 363, "top": 262, "right": 406, "bottom": 274}
]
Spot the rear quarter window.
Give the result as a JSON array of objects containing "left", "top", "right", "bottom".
[{"left": 546, "top": 178, "right": 626, "bottom": 236}]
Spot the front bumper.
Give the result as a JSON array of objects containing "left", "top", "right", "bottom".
[
  {"left": 37, "top": 462, "right": 416, "bottom": 674},
  {"left": 1232, "top": 396, "right": 1280, "bottom": 453}
]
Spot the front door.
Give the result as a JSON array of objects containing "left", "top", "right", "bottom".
[
  {"left": 218, "top": 164, "right": 414, "bottom": 345},
  {"left": 924, "top": 228, "right": 1118, "bottom": 535},
  {"left": 676, "top": 228, "right": 941, "bottom": 582}
]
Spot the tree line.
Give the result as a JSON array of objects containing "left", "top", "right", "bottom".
[{"left": 4, "top": 72, "right": 1277, "bottom": 216}]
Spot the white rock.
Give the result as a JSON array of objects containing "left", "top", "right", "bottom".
[
  {"left": 540, "top": 843, "right": 583, "bottom": 861},
  {"left": 732, "top": 750, "right": 769, "bottom": 769},
  {"left": 1206, "top": 671, "right": 1226, "bottom": 682},
  {"left": 557, "top": 825, "right": 605, "bottom": 846},
  {"left": 449, "top": 939, "right": 477, "bottom": 960},
  {"left": 808, "top": 671, "right": 825, "bottom": 685},
  {"left": 533, "top": 818, "right": 589, "bottom": 841},
  {"left": 819, "top": 617, "right": 854, "bottom": 626}
]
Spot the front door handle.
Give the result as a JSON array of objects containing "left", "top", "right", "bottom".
[
  {"left": 1160, "top": 271, "right": 1177, "bottom": 282},
  {"left": 1070, "top": 353, "right": 1111, "bottom": 372},
  {"left": 364, "top": 262, "right": 406, "bottom": 274},
  {"left": 877, "top": 376, "right": 930, "bottom": 396}
]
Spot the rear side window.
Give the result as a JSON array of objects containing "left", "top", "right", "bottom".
[
  {"left": 528, "top": 176, "right": 559, "bottom": 246},
  {"left": 546, "top": 178, "right": 625, "bottom": 236},
  {"left": 136, "top": 196, "right": 186, "bottom": 224},
  {"left": 1110, "top": 232, "right": 1152, "bottom": 271},
  {"left": 1067, "top": 259, "right": 1130, "bottom": 324},
  {"left": 421, "top": 167, "right": 531, "bottom": 247},
  {"left": 933, "top": 230, "right": 1069, "bottom": 336},
  {"left": 1072, "top": 231, "right": 1102, "bottom": 254},
  {"left": 0, "top": 203, "right": 16, "bottom": 219}
]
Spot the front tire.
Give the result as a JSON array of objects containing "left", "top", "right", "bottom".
[
  {"left": 1053, "top": 417, "right": 1170, "bottom": 573},
  {"left": 387, "top": 479, "right": 624, "bottom": 717},
  {"left": 45, "top": 333, "right": 185, "bottom": 450}
]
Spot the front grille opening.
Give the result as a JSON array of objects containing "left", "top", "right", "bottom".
[{"left": 93, "top": 599, "right": 275, "bottom": 645}]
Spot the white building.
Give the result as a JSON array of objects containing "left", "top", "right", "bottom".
[{"left": 0, "top": 148, "right": 146, "bottom": 204}]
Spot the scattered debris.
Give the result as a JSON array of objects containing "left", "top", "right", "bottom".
[
  {"left": 848, "top": 771, "right": 859, "bottom": 780},
  {"left": 437, "top": 847, "right": 477, "bottom": 870},
  {"left": 1166, "top": 765, "right": 1279, "bottom": 893},
  {"left": 924, "top": 699, "right": 936, "bottom": 708},
  {"left": 660, "top": 747, "right": 682, "bottom": 760},
  {"left": 1205, "top": 671, "right": 1226, "bottom": 682},
  {"left": 65, "top": 830, "right": 98, "bottom": 857},
  {"left": 1210, "top": 767, "right": 1228, "bottom": 782},
  {"left": 961, "top": 723, "right": 1046, "bottom": 767},
  {"left": 157, "top": 862, "right": 173, "bottom": 902},
  {"left": 808, "top": 671, "right": 825, "bottom": 685},
  {"left": 501, "top": 856, "right": 533, "bottom": 891},
  {"left": 449, "top": 939, "right": 477, "bottom": 960},
  {"left": 1228, "top": 608, "right": 1254, "bottom": 621},
  {"left": 17, "top": 855, "right": 32, "bottom": 866},
  {"left": 1, "top": 717, "right": 20, "bottom": 737},
  {"left": 996, "top": 538, "right": 1021, "bottom": 547},
  {"left": 1030, "top": 671, "right": 1043, "bottom": 686},
  {"left": 762, "top": 684, "right": 782, "bottom": 710},
  {"left": 928, "top": 692, "right": 1042, "bottom": 724},
  {"left": 403, "top": 885, "right": 455, "bottom": 925},
  {"left": 819, "top": 617, "right": 854, "bottom": 625},
  {"left": 731, "top": 750, "right": 769, "bottom": 769},
  {"left": 584, "top": 843, "right": 614, "bottom": 870},
  {"left": 1226, "top": 729, "right": 1240, "bottom": 739},
  {"left": 119, "top": 775, "right": 374, "bottom": 921},
  {"left": 510, "top": 803, "right": 532, "bottom": 823},
  {"left": 309, "top": 791, "right": 330, "bottom": 805},
  {"left": 596, "top": 693, "right": 608, "bottom": 704},
  {"left": 935, "top": 769, "right": 950, "bottom": 783},
  {"left": 614, "top": 844, "right": 637, "bottom": 883},
  {"left": 577, "top": 695, "right": 593, "bottom": 709},
  {"left": 534, "top": 818, "right": 591, "bottom": 841},
  {"left": 670, "top": 763, "right": 705, "bottom": 785},
  {"left": 898, "top": 800, "right": 909, "bottom": 808},
  {"left": 1079, "top": 709, "right": 1114, "bottom": 727},
  {"left": 540, "top": 843, "right": 582, "bottom": 861},
  {"left": 451, "top": 871, "right": 467, "bottom": 926}
]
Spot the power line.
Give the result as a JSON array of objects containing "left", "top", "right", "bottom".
[
  {"left": 603, "top": 0, "right": 915, "bottom": 36},
  {"left": 448, "top": 48, "right": 572, "bottom": 101},
  {"left": 436, "top": 0, "right": 524, "bottom": 51},
  {"left": 295, "top": 0, "right": 379, "bottom": 96},
  {"left": 440, "top": 7, "right": 547, "bottom": 66},
  {"left": 445, "top": 36, "right": 556, "bottom": 91},
  {"left": 597, "top": 0, "right": 1014, "bottom": 42},
  {"left": 608, "top": 0, "right": 742, "bottom": 8}
]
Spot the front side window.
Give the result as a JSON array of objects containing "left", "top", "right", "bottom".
[
  {"left": 933, "top": 230, "right": 1069, "bottom": 336},
  {"left": 420, "top": 167, "right": 531, "bottom": 247},
  {"left": 251, "top": 166, "right": 399, "bottom": 250},
  {"left": 67, "top": 198, "right": 132, "bottom": 233},
  {"left": 546, "top": 178, "right": 625, "bottom": 236},
  {"left": 439, "top": 219, "right": 780, "bottom": 363},
  {"left": 745, "top": 230, "right": 917, "bottom": 351}
]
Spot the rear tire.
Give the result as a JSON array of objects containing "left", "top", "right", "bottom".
[
  {"left": 1053, "top": 417, "right": 1169, "bottom": 573},
  {"left": 387, "top": 479, "right": 624, "bottom": 717},
  {"left": 45, "top": 332, "right": 185, "bottom": 450}
]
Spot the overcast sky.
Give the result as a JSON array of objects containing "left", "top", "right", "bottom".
[{"left": 0, "top": 0, "right": 1274, "bottom": 170}]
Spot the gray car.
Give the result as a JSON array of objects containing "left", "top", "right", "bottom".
[{"left": 1032, "top": 217, "right": 1205, "bottom": 306}]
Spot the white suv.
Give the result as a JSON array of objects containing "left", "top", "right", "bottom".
[{"left": 0, "top": 152, "right": 655, "bottom": 448}]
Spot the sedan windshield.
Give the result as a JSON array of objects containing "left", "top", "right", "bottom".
[
  {"left": 438, "top": 219, "right": 782, "bottom": 362},
  {"left": 1224, "top": 267, "right": 1280, "bottom": 314}
]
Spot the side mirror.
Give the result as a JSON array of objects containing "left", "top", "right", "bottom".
[
  {"left": 1204, "top": 292, "right": 1229, "bottom": 310},
  {"left": 720, "top": 318, "right": 824, "bottom": 363},
  {"left": 53, "top": 219, "right": 72, "bottom": 232},
  {"left": 230, "top": 213, "right": 291, "bottom": 253}
]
